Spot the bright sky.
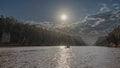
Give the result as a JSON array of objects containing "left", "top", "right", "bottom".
[{"left": 0, "top": 0, "right": 119, "bottom": 22}]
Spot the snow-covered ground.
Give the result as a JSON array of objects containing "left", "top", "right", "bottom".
[{"left": 0, "top": 46, "right": 120, "bottom": 68}]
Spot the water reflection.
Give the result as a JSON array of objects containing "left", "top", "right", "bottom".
[
  {"left": 60, "top": 46, "right": 65, "bottom": 49},
  {"left": 57, "top": 46, "right": 71, "bottom": 68}
]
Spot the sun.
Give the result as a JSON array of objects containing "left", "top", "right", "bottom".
[{"left": 61, "top": 14, "right": 67, "bottom": 21}]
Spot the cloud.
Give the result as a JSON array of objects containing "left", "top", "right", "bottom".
[
  {"left": 86, "top": 17, "right": 102, "bottom": 21},
  {"left": 100, "top": 3, "right": 110, "bottom": 13},
  {"left": 25, "top": 20, "right": 39, "bottom": 24},
  {"left": 91, "top": 18, "right": 105, "bottom": 27},
  {"left": 24, "top": 20, "right": 56, "bottom": 29},
  {"left": 24, "top": 20, "right": 77, "bottom": 30},
  {"left": 113, "top": 3, "right": 120, "bottom": 10},
  {"left": 113, "top": 3, "right": 119, "bottom": 6},
  {"left": 83, "top": 16, "right": 105, "bottom": 27}
]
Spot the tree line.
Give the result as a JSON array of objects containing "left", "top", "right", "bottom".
[
  {"left": 0, "top": 15, "right": 86, "bottom": 46},
  {"left": 95, "top": 25, "right": 120, "bottom": 47},
  {"left": 106, "top": 26, "right": 120, "bottom": 47}
]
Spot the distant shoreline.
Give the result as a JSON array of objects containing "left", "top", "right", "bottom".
[{"left": 0, "top": 44, "right": 86, "bottom": 47}]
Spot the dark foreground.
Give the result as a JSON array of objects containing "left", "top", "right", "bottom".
[{"left": 0, "top": 46, "right": 120, "bottom": 68}]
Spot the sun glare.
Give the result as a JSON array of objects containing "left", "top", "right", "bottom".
[
  {"left": 60, "top": 46, "right": 65, "bottom": 49},
  {"left": 61, "top": 14, "right": 67, "bottom": 21}
]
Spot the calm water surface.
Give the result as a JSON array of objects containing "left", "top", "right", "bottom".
[{"left": 0, "top": 46, "right": 120, "bottom": 68}]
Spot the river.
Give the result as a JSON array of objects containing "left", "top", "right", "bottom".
[{"left": 0, "top": 46, "right": 120, "bottom": 68}]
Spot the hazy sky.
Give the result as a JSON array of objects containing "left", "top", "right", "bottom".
[{"left": 0, "top": 0, "right": 119, "bottom": 22}]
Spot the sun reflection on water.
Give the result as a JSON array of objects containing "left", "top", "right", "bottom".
[
  {"left": 60, "top": 46, "right": 65, "bottom": 49},
  {"left": 57, "top": 46, "right": 71, "bottom": 68}
]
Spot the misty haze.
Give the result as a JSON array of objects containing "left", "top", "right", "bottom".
[{"left": 0, "top": 0, "right": 120, "bottom": 68}]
